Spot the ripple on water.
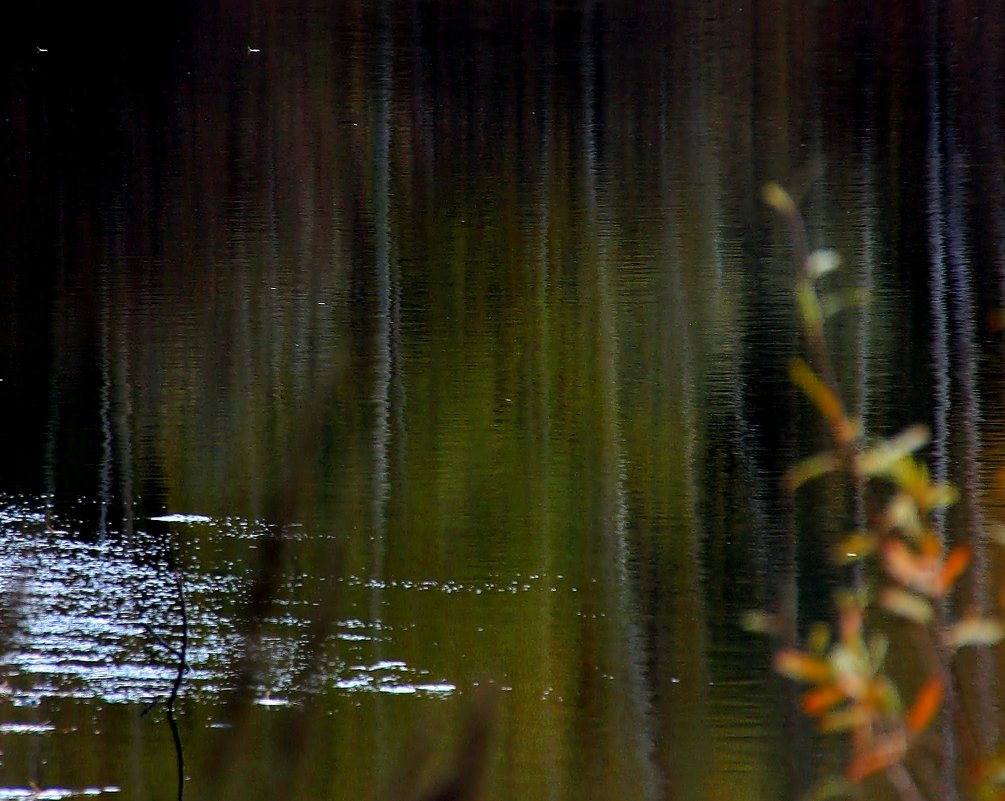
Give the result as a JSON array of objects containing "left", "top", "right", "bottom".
[{"left": 0, "top": 503, "right": 462, "bottom": 706}]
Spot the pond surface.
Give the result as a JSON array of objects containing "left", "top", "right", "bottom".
[{"left": 3, "top": 3, "right": 1005, "bottom": 799}]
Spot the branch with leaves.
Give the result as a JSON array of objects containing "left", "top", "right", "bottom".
[{"left": 747, "top": 182, "right": 1005, "bottom": 800}]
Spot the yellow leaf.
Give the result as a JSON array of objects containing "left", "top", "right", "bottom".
[
  {"left": 856, "top": 426, "right": 930, "bottom": 476},
  {"left": 797, "top": 281, "right": 824, "bottom": 332},
  {"left": 945, "top": 616, "right": 1005, "bottom": 650},
  {"left": 885, "top": 458, "right": 959, "bottom": 512},
  {"left": 762, "top": 182, "right": 797, "bottom": 217},
  {"left": 923, "top": 483, "right": 959, "bottom": 511},
  {"left": 785, "top": 452, "right": 840, "bottom": 493},
  {"left": 879, "top": 587, "right": 933, "bottom": 624},
  {"left": 775, "top": 649, "right": 832, "bottom": 684}
]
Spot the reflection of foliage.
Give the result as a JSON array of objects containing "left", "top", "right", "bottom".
[{"left": 749, "top": 183, "right": 1005, "bottom": 800}]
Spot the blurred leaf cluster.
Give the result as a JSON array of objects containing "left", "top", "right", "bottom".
[{"left": 751, "top": 182, "right": 1005, "bottom": 800}]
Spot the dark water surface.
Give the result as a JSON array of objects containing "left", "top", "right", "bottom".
[{"left": 3, "top": 3, "right": 1005, "bottom": 799}]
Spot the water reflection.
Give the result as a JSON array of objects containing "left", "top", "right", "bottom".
[{"left": 3, "top": 2, "right": 1005, "bottom": 800}]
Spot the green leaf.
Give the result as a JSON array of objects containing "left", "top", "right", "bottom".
[{"left": 796, "top": 281, "right": 824, "bottom": 332}]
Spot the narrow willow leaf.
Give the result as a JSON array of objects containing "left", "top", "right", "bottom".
[
  {"left": 803, "top": 684, "right": 846, "bottom": 716},
  {"left": 945, "top": 617, "right": 1005, "bottom": 650},
  {"left": 845, "top": 732, "right": 907, "bottom": 781},
  {"left": 882, "top": 539, "right": 936, "bottom": 597},
  {"left": 775, "top": 649, "right": 832, "bottom": 684},
  {"left": 924, "top": 483, "right": 959, "bottom": 511},
  {"left": 832, "top": 531, "right": 877, "bottom": 564},
  {"left": 879, "top": 587, "right": 933, "bottom": 624},
  {"left": 789, "top": 359, "right": 854, "bottom": 443},
  {"left": 886, "top": 458, "right": 930, "bottom": 496},
  {"left": 936, "top": 545, "right": 972, "bottom": 595},
  {"left": 906, "top": 677, "right": 944, "bottom": 733},
  {"left": 886, "top": 458, "right": 959, "bottom": 512},
  {"left": 796, "top": 281, "right": 824, "bottom": 332},
  {"left": 856, "top": 425, "right": 930, "bottom": 477},
  {"left": 786, "top": 452, "right": 840, "bottom": 492},
  {"left": 762, "top": 182, "right": 797, "bottom": 216},
  {"left": 806, "top": 248, "right": 841, "bottom": 279}
]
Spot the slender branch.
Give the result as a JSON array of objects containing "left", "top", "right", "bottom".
[{"left": 165, "top": 570, "right": 188, "bottom": 801}]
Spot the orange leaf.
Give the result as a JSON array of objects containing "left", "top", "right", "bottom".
[
  {"left": 918, "top": 532, "right": 941, "bottom": 559},
  {"left": 906, "top": 677, "right": 944, "bottom": 733},
  {"left": 883, "top": 539, "right": 937, "bottom": 597},
  {"left": 846, "top": 732, "right": 907, "bottom": 782},
  {"left": 775, "top": 649, "right": 832, "bottom": 684},
  {"left": 802, "top": 684, "right": 846, "bottom": 716},
  {"left": 937, "top": 545, "right": 972, "bottom": 595}
]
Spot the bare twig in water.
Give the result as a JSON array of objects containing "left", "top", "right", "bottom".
[
  {"left": 142, "top": 568, "right": 189, "bottom": 801},
  {"left": 165, "top": 570, "right": 188, "bottom": 801}
]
